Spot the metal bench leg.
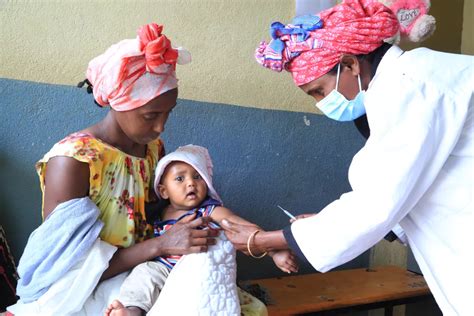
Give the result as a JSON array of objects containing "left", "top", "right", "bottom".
[{"left": 384, "top": 306, "right": 393, "bottom": 316}]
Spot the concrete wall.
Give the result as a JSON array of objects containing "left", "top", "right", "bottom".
[
  {"left": 462, "top": 0, "right": 474, "bottom": 54},
  {"left": 0, "top": 0, "right": 314, "bottom": 113},
  {"left": 0, "top": 1, "right": 367, "bottom": 282},
  {"left": 420, "top": 0, "right": 465, "bottom": 52},
  {"left": 1, "top": 77, "right": 368, "bottom": 280}
]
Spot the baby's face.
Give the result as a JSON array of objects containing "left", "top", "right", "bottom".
[{"left": 159, "top": 161, "right": 208, "bottom": 210}]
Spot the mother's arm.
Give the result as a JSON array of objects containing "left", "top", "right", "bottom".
[
  {"left": 43, "top": 157, "right": 217, "bottom": 281},
  {"left": 42, "top": 156, "right": 89, "bottom": 218}
]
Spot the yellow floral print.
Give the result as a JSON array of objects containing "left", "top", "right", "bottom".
[{"left": 36, "top": 132, "right": 164, "bottom": 248}]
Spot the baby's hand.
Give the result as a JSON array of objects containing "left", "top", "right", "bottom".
[{"left": 270, "top": 250, "right": 298, "bottom": 274}]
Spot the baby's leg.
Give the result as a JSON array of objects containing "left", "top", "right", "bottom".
[
  {"left": 117, "top": 261, "right": 170, "bottom": 313},
  {"left": 104, "top": 300, "right": 143, "bottom": 316}
]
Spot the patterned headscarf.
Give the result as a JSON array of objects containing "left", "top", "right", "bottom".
[
  {"left": 86, "top": 23, "right": 191, "bottom": 111},
  {"left": 255, "top": 0, "right": 399, "bottom": 86}
]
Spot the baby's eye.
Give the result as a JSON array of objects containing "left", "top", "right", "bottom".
[
  {"left": 175, "top": 176, "right": 184, "bottom": 182},
  {"left": 193, "top": 174, "right": 202, "bottom": 180}
]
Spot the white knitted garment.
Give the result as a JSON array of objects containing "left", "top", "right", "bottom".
[{"left": 148, "top": 231, "right": 240, "bottom": 315}]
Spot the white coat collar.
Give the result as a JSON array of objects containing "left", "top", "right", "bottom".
[{"left": 370, "top": 45, "right": 405, "bottom": 86}]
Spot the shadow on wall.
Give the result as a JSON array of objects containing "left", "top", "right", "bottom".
[{"left": 0, "top": 78, "right": 367, "bottom": 280}]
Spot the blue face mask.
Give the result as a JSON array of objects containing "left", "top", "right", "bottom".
[{"left": 316, "top": 63, "right": 366, "bottom": 122}]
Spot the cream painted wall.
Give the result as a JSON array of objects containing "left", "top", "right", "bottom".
[
  {"left": 462, "top": 0, "right": 474, "bottom": 54},
  {"left": 0, "top": 0, "right": 317, "bottom": 113},
  {"left": 1, "top": 1, "right": 469, "bottom": 113}
]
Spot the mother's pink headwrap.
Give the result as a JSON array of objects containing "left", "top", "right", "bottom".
[
  {"left": 255, "top": 0, "right": 399, "bottom": 86},
  {"left": 86, "top": 23, "right": 191, "bottom": 111}
]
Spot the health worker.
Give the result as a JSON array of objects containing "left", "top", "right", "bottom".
[{"left": 222, "top": 1, "right": 473, "bottom": 315}]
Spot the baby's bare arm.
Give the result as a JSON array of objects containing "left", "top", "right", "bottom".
[{"left": 210, "top": 206, "right": 257, "bottom": 227}]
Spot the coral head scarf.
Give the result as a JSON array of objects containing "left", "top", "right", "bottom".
[
  {"left": 87, "top": 23, "right": 191, "bottom": 111},
  {"left": 255, "top": 0, "right": 399, "bottom": 86}
]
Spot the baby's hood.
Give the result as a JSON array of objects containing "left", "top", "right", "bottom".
[{"left": 154, "top": 144, "right": 222, "bottom": 203}]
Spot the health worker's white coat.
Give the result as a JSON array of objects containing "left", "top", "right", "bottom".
[{"left": 291, "top": 46, "right": 473, "bottom": 315}]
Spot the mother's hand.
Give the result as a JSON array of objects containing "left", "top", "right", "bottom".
[
  {"left": 221, "top": 219, "right": 263, "bottom": 255},
  {"left": 155, "top": 212, "right": 219, "bottom": 256}
]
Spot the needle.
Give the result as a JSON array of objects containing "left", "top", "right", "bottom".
[{"left": 277, "top": 205, "right": 297, "bottom": 220}]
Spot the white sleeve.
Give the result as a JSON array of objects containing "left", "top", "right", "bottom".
[
  {"left": 291, "top": 69, "right": 471, "bottom": 272},
  {"left": 391, "top": 224, "right": 407, "bottom": 246}
]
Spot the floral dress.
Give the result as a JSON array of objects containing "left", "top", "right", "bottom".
[{"left": 36, "top": 132, "right": 164, "bottom": 248}]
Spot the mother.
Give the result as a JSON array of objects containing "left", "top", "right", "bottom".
[
  {"left": 222, "top": 0, "right": 473, "bottom": 315},
  {"left": 9, "top": 23, "right": 219, "bottom": 314}
]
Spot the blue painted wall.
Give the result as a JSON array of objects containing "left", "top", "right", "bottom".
[{"left": 0, "top": 78, "right": 367, "bottom": 280}]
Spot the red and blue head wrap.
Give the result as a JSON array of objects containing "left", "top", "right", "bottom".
[{"left": 255, "top": 0, "right": 399, "bottom": 86}]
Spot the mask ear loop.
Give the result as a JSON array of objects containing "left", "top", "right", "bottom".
[{"left": 337, "top": 63, "right": 363, "bottom": 92}]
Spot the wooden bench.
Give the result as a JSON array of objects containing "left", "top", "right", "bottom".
[{"left": 239, "top": 265, "right": 433, "bottom": 316}]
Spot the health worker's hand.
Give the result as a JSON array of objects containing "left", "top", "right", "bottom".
[
  {"left": 221, "top": 219, "right": 262, "bottom": 255},
  {"left": 290, "top": 213, "right": 317, "bottom": 223},
  {"left": 157, "top": 212, "right": 218, "bottom": 256}
]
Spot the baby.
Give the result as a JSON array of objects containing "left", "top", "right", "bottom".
[{"left": 106, "top": 144, "right": 298, "bottom": 316}]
